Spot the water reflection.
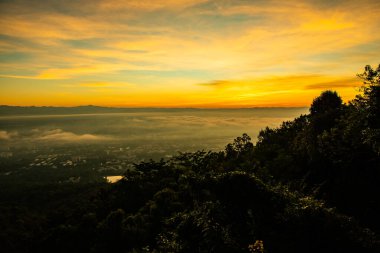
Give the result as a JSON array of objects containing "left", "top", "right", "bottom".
[{"left": 106, "top": 176, "right": 123, "bottom": 183}]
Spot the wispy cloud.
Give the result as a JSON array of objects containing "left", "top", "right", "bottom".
[
  {"left": 37, "top": 129, "right": 112, "bottom": 142},
  {"left": 78, "top": 82, "right": 132, "bottom": 88},
  {"left": 198, "top": 75, "right": 360, "bottom": 90},
  {"left": 304, "top": 77, "right": 359, "bottom": 90},
  {"left": 199, "top": 80, "right": 232, "bottom": 87},
  {"left": 0, "top": 130, "right": 18, "bottom": 140}
]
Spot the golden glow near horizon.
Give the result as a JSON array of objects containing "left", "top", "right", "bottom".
[{"left": 0, "top": 0, "right": 379, "bottom": 107}]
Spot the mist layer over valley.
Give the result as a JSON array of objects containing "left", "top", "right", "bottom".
[
  {"left": 0, "top": 107, "right": 306, "bottom": 184},
  {"left": 0, "top": 107, "right": 307, "bottom": 157}
]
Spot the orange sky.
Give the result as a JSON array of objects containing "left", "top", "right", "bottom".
[{"left": 0, "top": 0, "right": 379, "bottom": 107}]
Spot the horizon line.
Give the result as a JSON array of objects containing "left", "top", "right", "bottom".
[{"left": 0, "top": 104, "right": 309, "bottom": 110}]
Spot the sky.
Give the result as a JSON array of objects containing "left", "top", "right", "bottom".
[{"left": 0, "top": 0, "right": 379, "bottom": 108}]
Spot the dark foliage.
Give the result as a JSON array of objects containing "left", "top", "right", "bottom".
[{"left": 254, "top": 65, "right": 380, "bottom": 232}]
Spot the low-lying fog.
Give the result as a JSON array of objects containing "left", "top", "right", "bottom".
[{"left": 0, "top": 108, "right": 307, "bottom": 153}]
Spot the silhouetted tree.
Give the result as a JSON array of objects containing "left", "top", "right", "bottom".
[
  {"left": 352, "top": 64, "right": 380, "bottom": 154},
  {"left": 310, "top": 90, "right": 343, "bottom": 115}
]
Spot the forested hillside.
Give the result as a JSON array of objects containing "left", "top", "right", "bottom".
[{"left": 1, "top": 65, "right": 379, "bottom": 253}]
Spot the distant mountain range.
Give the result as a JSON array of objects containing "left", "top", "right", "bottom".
[
  {"left": 0, "top": 105, "right": 128, "bottom": 115},
  {"left": 0, "top": 105, "right": 307, "bottom": 116}
]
